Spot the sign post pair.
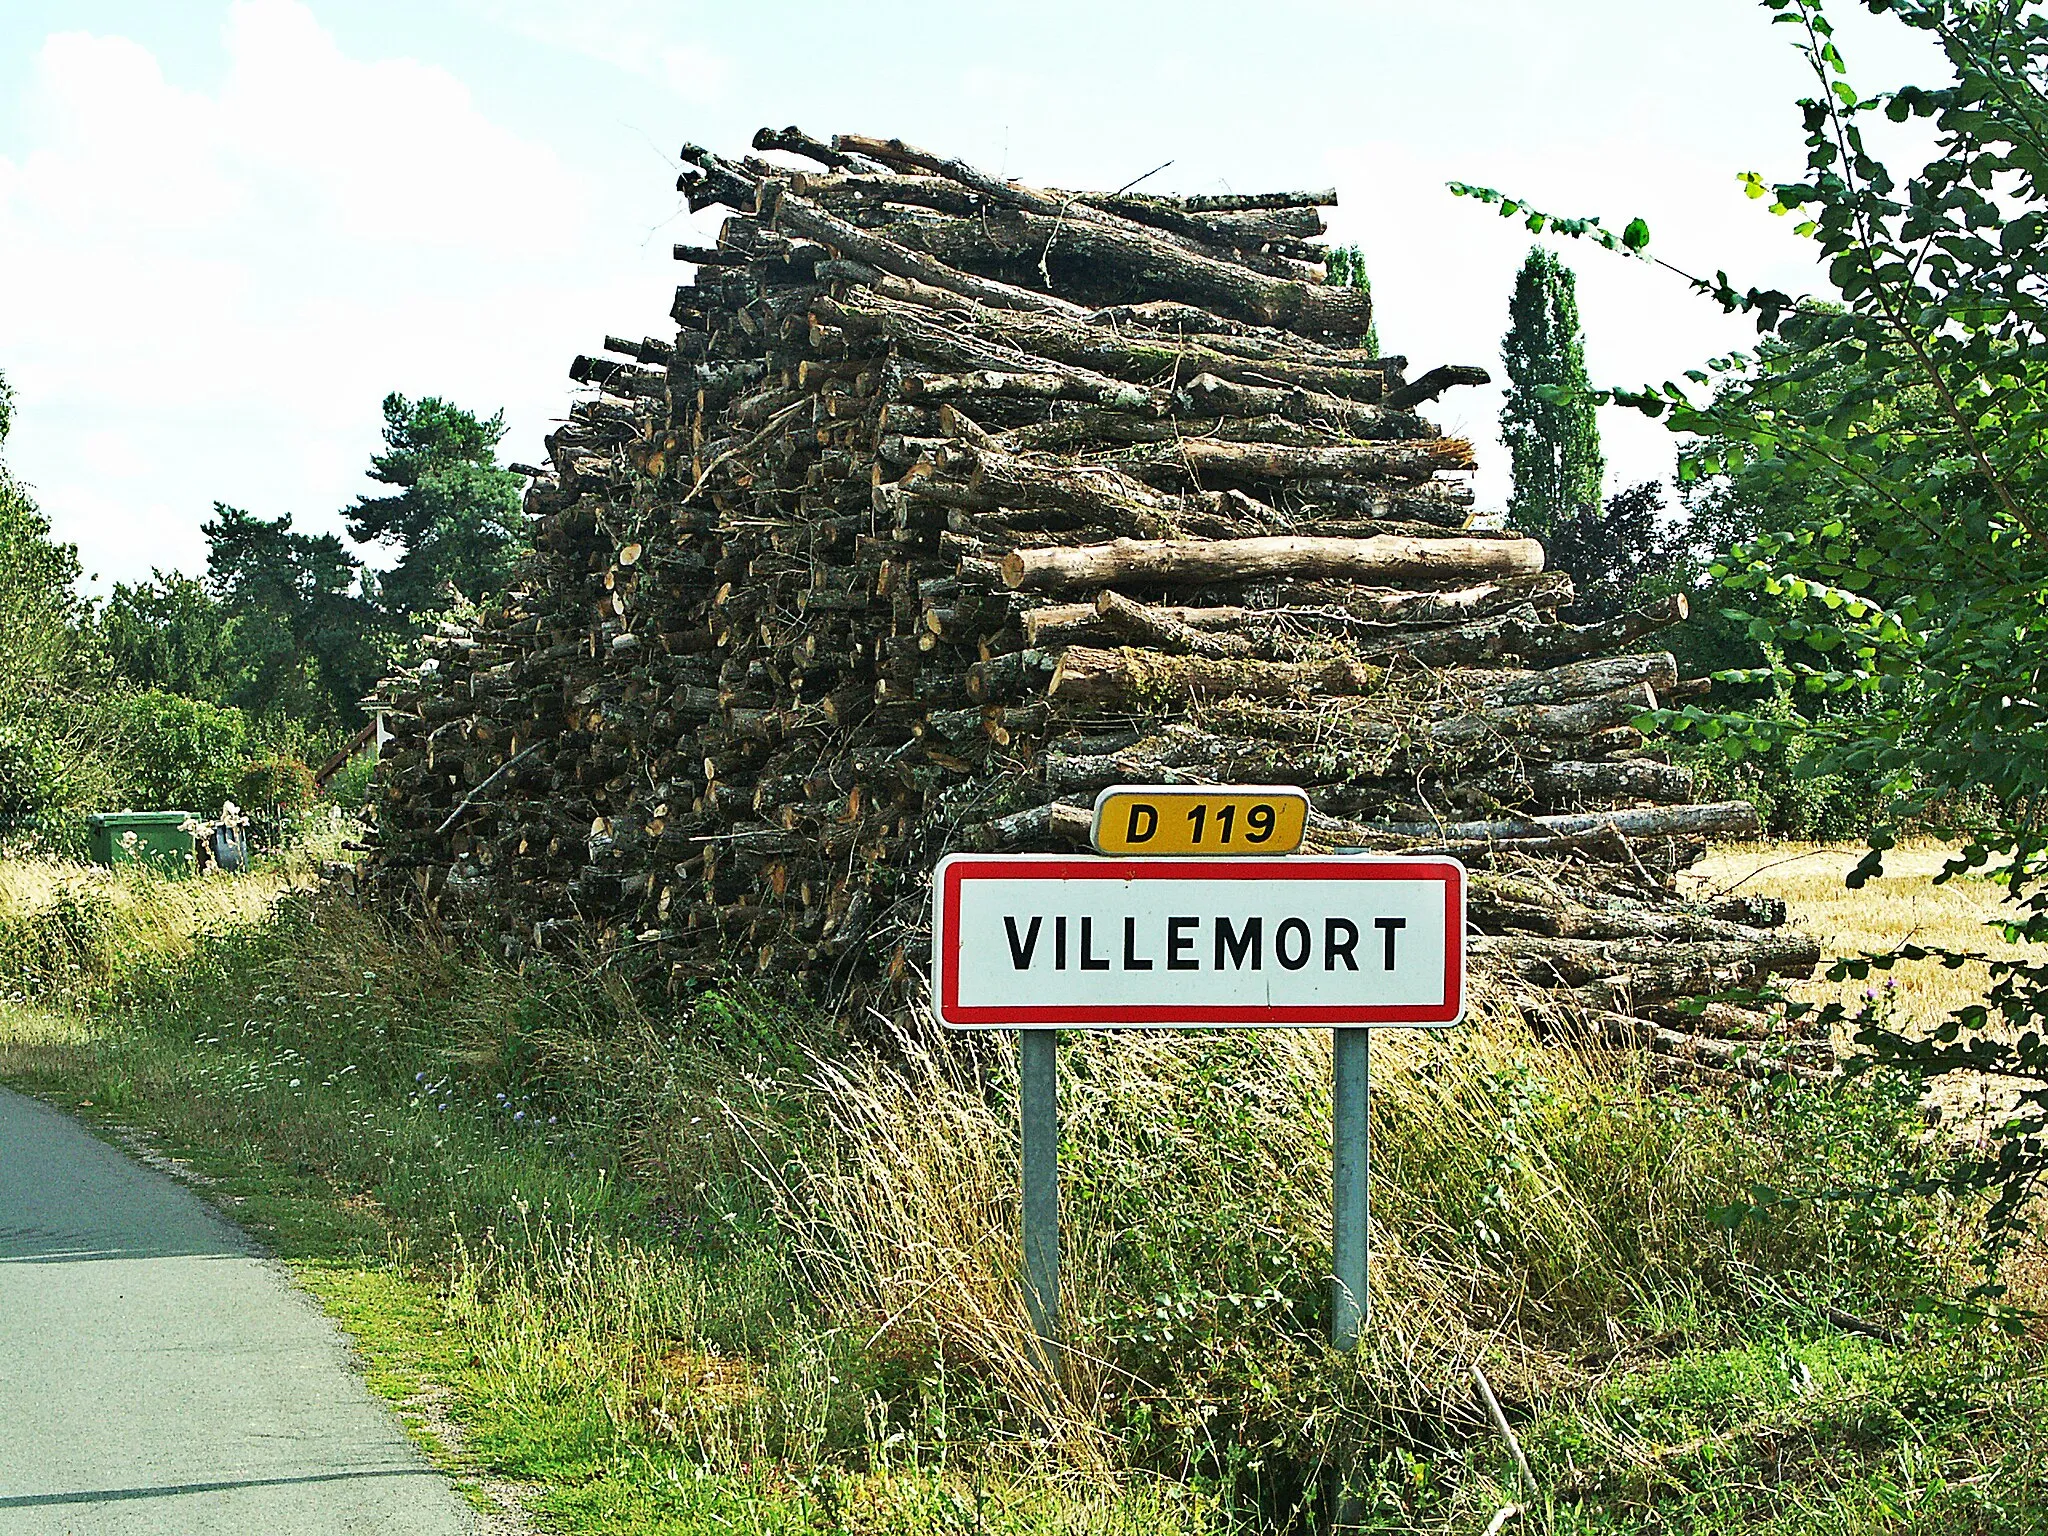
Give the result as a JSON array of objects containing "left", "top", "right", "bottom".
[{"left": 931, "top": 786, "right": 1468, "bottom": 1354}]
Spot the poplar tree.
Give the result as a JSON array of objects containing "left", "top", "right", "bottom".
[
  {"left": 1499, "top": 247, "right": 1604, "bottom": 537},
  {"left": 1323, "top": 245, "right": 1382, "bottom": 357}
]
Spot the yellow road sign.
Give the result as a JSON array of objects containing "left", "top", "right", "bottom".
[{"left": 1090, "top": 785, "right": 1310, "bottom": 856}]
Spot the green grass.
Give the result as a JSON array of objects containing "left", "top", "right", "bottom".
[
  {"left": 1525, "top": 1330, "right": 2048, "bottom": 1532},
  {"left": 0, "top": 859, "right": 2042, "bottom": 1533}
]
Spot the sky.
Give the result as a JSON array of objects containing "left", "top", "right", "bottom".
[{"left": 0, "top": 0, "right": 1946, "bottom": 592}]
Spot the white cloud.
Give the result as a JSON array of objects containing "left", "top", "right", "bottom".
[
  {"left": 465, "top": 0, "right": 733, "bottom": 102},
  {"left": 0, "top": 0, "right": 638, "bottom": 589}
]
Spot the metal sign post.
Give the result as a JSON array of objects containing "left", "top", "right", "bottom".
[
  {"left": 931, "top": 833, "right": 1465, "bottom": 1360},
  {"left": 1019, "top": 1027, "right": 1060, "bottom": 1349},
  {"left": 1330, "top": 1027, "right": 1369, "bottom": 1350}
]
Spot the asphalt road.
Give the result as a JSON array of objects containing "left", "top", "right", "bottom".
[{"left": 0, "top": 1087, "right": 475, "bottom": 1534}]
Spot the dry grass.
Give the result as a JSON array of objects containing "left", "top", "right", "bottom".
[
  {"left": 0, "top": 857, "right": 289, "bottom": 927},
  {"left": 750, "top": 995, "right": 1933, "bottom": 1485},
  {"left": 0, "top": 856, "right": 301, "bottom": 1004}
]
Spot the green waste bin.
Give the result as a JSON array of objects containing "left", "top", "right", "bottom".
[{"left": 86, "top": 811, "right": 197, "bottom": 877}]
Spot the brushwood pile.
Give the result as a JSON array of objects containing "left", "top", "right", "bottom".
[{"left": 362, "top": 127, "right": 1827, "bottom": 1074}]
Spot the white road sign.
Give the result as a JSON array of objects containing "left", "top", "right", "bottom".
[{"left": 931, "top": 854, "right": 1466, "bottom": 1029}]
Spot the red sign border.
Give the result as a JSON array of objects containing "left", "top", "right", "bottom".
[{"left": 932, "top": 854, "right": 1466, "bottom": 1029}]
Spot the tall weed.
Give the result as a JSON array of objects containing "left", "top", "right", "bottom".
[{"left": 739, "top": 999, "right": 1951, "bottom": 1511}]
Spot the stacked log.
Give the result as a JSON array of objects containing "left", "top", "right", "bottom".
[{"left": 360, "top": 128, "right": 1825, "bottom": 1073}]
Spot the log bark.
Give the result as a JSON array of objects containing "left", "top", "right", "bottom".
[
  {"left": 1428, "top": 685, "right": 1657, "bottom": 748},
  {"left": 1003, "top": 534, "right": 1545, "bottom": 592},
  {"left": 1304, "top": 592, "right": 1676, "bottom": 670},
  {"left": 1023, "top": 579, "right": 1572, "bottom": 652},
  {"left": 826, "top": 287, "right": 1402, "bottom": 402},
  {"left": 753, "top": 179, "right": 1091, "bottom": 320},
  {"left": 751, "top": 124, "right": 869, "bottom": 170},
  {"left": 1024, "top": 600, "right": 1248, "bottom": 647},
  {"left": 1141, "top": 436, "right": 1476, "bottom": 486},
  {"left": 1357, "top": 801, "right": 1762, "bottom": 846},
  {"left": 1384, "top": 365, "right": 1493, "bottom": 409},
  {"left": 963, "top": 448, "right": 1204, "bottom": 534},
  {"left": 818, "top": 180, "right": 1328, "bottom": 283},
  {"left": 1263, "top": 573, "right": 1574, "bottom": 626},
  {"left": 1481, "top": 653, "right": 1678, "bottom": 709},
  {"left": 1145, "top": 189, "right": 1340, "bottom": 213},
  {"left": 1519, "top": 758, "right": 1697, "bottom": 806},
  {"left": 1469, "top": 878, "right": 1780, "bottom": 942},
  {"left": 1073, "top": 195, "right": 1326, "bottom": 248},
  {"left": 1092, "top": 590, "right": 1254, "bottom": 658},
  {"left": 1047, "top": 645, "right": 1384, "bottom": 705},
  {"left": 981, "top": 799, "right": 1093, "bottom": 848},
  {"left": 898, "top": 368, "right": 1165, "bottom": 415},
  {"left": 1482, "top": 933, "right": 1821, "bottom": 987},
  {"left": 1174, "top": 373, "right": 1430, "bottom": 440}
]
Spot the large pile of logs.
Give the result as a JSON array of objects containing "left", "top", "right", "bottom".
[{"left": 360, "top": 128, "right": 1826, "bottom": 1074}]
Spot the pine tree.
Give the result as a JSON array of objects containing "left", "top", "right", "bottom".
[
  {"left": 1499, "top": 247, "right": 1604, "bottom": 538},
  {"left": 203, "top": 504, "right": 391, "bottom": 725},
  {"left": 346, "top": 393, "right": 525, "bottom": 618},
  {"left": 1323, "top": 246, "right": 1382, "bottom": 357}
]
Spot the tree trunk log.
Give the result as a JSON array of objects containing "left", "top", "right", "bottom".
[
  {"left": 1092, "top": 590, "right": 1254, "bottom": 658},
  {"left": 1357, "top": 800, "right": 1762, "bottom": 846},
  {"left": 1047, "top": 645, "right": 1385, "bottom": 705},
  {"left": 1384, "top": 365, "right": 1493, "bottom": 409},
  {"left": 1481, "top": 653, "right": 1678, "bottom": 708},
  {"left": 1003, "top": 534, "right": 1544, "bottom": 592},
  {"left": 980, "top": 799, "right": 1093, "bottom": 849},
  {"left": 1024, "top": 600, "right": 1249, "bottom": 647},
  {"left": 830, "top": 135, "right": 1374, "bottom": 336},
  {"left": 1174, "top": 373, "right": 1430, "bottom": 439},
  {"left": 898, "top": 368, "right": 1165, "bottom": 415},
  {"left": 1519, "top": 757, "right": 1697, "bottom": 806},
  {"left": 756, "top": 180, "right": 1090, "bottom": 320},
  {"left": 1428, "top": 685, "right": 1658, "bottom": 747},
  {"left": 1481, "top": 932, "right": 1821, "bottom": 988},
  {"left": 827, "top": 287, "right": 1400, "bottom": 402},
  {"left": 1140, "top": 436, "right": 1476, "bottom": 486}
]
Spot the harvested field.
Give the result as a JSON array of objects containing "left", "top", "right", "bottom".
[{"left": 1684, "top": 840, "right": 2046, "bottom": 1124}]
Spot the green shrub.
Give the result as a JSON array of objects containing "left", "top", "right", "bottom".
[
  {"left": 0, "top": 879, "right": 120, "bottom": 999},
  {"left": 98, "top": 690, "right": 250, "bottom": 813},
  {"left": 238, "top": 755, "right": 316, "bottom": 812},
  {"left": 322, "top": 748, "right": 378, "bottom": 811},
  {"left": 0, "top": 715, "right": 121, "bottom": 861},
  {"left": 247, "top": 713, "right": 348, "bottom": 777},
  {"left": 0, "top": 720, "right": 118, "bottom": 818},
  {"left": 10, "top": 811, "right": 92, "bottom": 864},
  {"left": 1677, "top": 687, "right": 1891, "bottom": 840},
  {"left": 0, "top": 730, "right": 67, "bottom": 816}
]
